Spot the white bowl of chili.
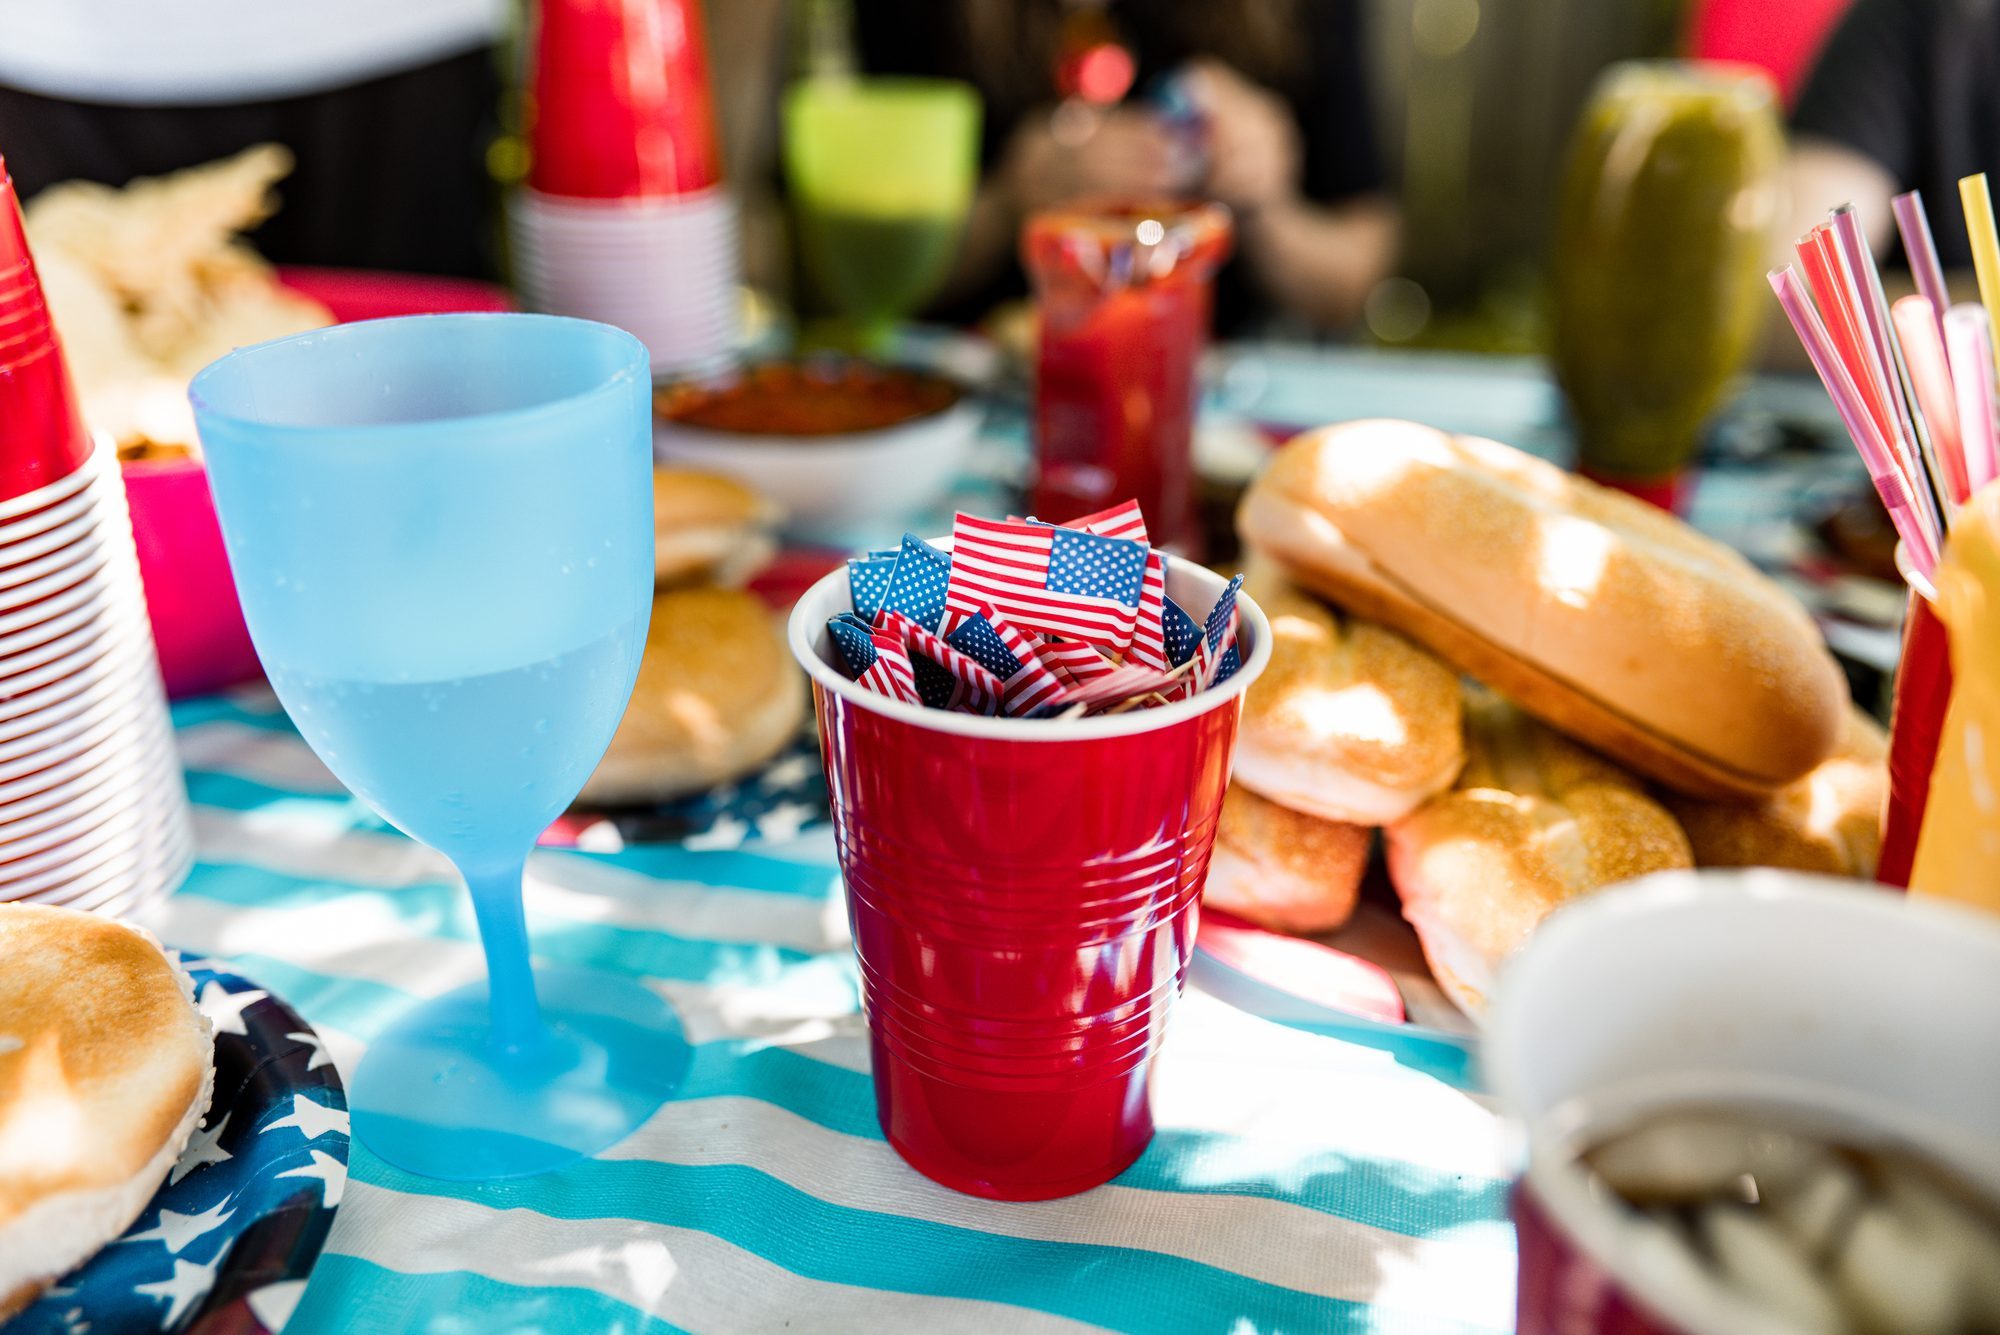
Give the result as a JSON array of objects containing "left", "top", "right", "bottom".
[{"left": 653, "top": 360, "right": 980, "bottom": 539}]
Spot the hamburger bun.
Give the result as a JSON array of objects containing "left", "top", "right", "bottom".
[
  {"left": 580, "top": 587, "right": 805, "bottom": 806},
  {"left": 1663, "top": 707, "right": 1887, "bottom": 878},
  {"left": 1234, "top": 569, "right": 1463, "bottom": 825},
  {"left": 1385, "top": 688, "right": 1693, "bottom": 1019},
  {"left": 654, "top": 468, "right": 778, "bottom": 588},
  {"left": 0, "top": 906, "right": 214, "bottom": 1317},
  {"left": 1238, "top": 419, "right": 1848, "bottom": 799},
  {"left": 1203, "top": 783, "right": 1372, "bottom": 934}
]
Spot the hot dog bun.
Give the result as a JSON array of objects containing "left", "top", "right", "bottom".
[{"left": 1238, "top": 420, "right": 1848, "bottom": 798}]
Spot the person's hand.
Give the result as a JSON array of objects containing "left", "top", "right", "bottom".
[
  {"left": 1001, "top": 106, "right": 1183, "bottom": 216},
  {"left": 1183, "top": 58, "right": 1302, "bottom": 212}
]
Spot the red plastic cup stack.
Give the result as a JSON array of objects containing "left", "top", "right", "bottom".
[
  {"left": 510, "top": 0, "right": 744, "bottom": 379},
  {"left": 0, "top": 162, "right": 193, "bottom": 914}
]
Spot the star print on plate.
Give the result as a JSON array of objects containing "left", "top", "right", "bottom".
[
  {"left": 683, "top": 813, "right": 750, "bottom": 851},
  {"left": 285, "top": 1031, "right": 331, "bottom": 1072},
  {"left": 264, "top": 1094, "right": 349, "bottom": 1142},
  {"left": 275, "top": 1149, "right": 346, "bottom": 1207},
  {"left": 757, "top": 754, "right": 818, "bottom": 791},
  {"left": 122, "top": 1198, "right": 236, "bottom": 1255},
  {"left": 170, "top": 1113, "right": 233, "bottom": 1186},
  {"left": 753, "top": 801, "right": 818, "bottom": 844},
  {"left": 21, "top": 961, "right": 349, "bottom": 1334},
  {"left": 135, "top": 1256, "right": 220, "bottom": 1326},
  {"left": 197, "top": 981, "right": 268, "bottom": 1037}
]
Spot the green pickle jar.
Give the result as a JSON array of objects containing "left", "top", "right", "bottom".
[{"left": 1549, "top": 61, "right": 1783, "bottom": 510}]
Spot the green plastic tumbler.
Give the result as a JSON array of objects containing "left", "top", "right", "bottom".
[{"left": 784, "top": 77, "right": 981, "bottom": 351}]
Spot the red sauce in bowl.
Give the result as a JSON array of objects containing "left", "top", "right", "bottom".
[{"left": 655, "top": 361, "right": 960, "bottom": 436}]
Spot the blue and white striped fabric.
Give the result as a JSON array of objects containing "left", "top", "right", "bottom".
[{"left": 139, "top": 689, "right": 1517, "bottom": 1334}]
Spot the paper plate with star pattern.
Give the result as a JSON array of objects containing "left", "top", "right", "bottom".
[{"left": 15, "top": 960, "right": 348, "bottom": 1335}]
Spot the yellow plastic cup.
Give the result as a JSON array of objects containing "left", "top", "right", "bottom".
[{"left": 1909, "top": 479, "right": 2000, "bottom": 909}]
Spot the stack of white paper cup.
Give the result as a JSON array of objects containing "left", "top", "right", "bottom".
[
  {"left": 0, "top": 438, "right": 194, "bottom": 914},
  {"left": 510, "top": 186, "right": 744, "bottom": 381}
]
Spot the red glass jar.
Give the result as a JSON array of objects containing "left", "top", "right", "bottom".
[{"left": 1023, "top": 200, "right": 1231, "bottom": 550}]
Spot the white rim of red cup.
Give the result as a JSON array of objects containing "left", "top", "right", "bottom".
[
  {"left": 0, "top": 729, "right": 180, "bottom": 849},
  {"left": 0, "top": 652, "right": 152, "bottom": 746},
  {"left": 0, "top": 628, "right": 152, "bottom": 724},
  {"left": 0, "top": 482, "right": 99, "bottom": 547},
  {"left": 0, "top": 529, "right": 107, "bottom": 593},
  {"left": 0, "top": 449, "right": 93, "bottom": 526},
  {"left": 0, "top": 708, "right": 175, "bottom": 811},
  {"left": 514, "top": 183, "right": 737, "bottom": 217},
  {"left": 0, "top": 783, "right": 179, "bottom": 882},
  {"left": 18, "top": 826, "right": 192, "bottom": 915},
  {"left": 0, "top": 596, "right": 149, "bottom": 694},
  {"left": 0, "top": 741, "right": 175, "bottom": 842},
  {"left": 7, "top": 808, "right": 189, "bottom": 906}
]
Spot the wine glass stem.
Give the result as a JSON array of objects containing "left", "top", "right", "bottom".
[{"left": 463, "top": 856, "right": 544, "bottom": 1054}]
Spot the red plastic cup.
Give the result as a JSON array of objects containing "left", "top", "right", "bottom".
[
  {"left": 790, "top": 549, "right": 1269, "bottom": 1200},
  {"left": 525, "top": 0, "right": 724, "bottom": 200},
  {"left": 0, "top": 163, "right": 93, "bottom": 505},
  {"left": 1879, "top": 549, "right": 1950, "bottom": 888}
]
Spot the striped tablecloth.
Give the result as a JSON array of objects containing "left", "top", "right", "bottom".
[{"left": 138, "top": 689, "right": 1517, "bottom": 1334}]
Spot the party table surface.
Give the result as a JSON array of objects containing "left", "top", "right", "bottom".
[{"left": 127, "top": 345, "right": 1861, "bottom": 1334}]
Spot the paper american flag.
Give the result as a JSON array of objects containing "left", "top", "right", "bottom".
[
  {"left": 1069, "top": 499, "right": 1149, "bottom": 545},
  {"left": 863, "top": 623, "right": 921, "bottom": 704},
  {"left": 1038, "top": 505, "right": 1164, "bottom": 668},
  {"left": 1040, "top": 638, "right": 1115, "bottom": 685},
  {"left": 1128, "top": 552, "right": 1169, "bottom": 670},
  {"left": 1047, "top": 663, "right": 1182, "bottom": 714},
  {"left": 945, "top": 514, "right": 1147, "bottom": 655},
  {"left": 938, "top": 602, "right": 1070, "bottom": 716},
  {"left": 882, "top": 609, "right": 1004, "bottom": 716}
]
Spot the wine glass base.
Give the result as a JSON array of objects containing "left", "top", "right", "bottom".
[{"left": 348, "top": 966, "right": 691, "bottom": 1181}]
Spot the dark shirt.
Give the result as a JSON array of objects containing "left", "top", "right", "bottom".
[
  {"left": 1792, "top": 0, "right": 2000, "bottom": 267},
  {"left": 0, "top": 49, "right": 500, "bottom": 279},
  {"left": 851, "top": 0, "right": 1387, "bottom": 332}
]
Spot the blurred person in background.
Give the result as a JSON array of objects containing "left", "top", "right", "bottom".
[
  {"left": 0, "top": 0, "right": 506, "bottom": 277},
  {"left": 1781, "top": 0, "right": 1997, "bottom": 269},
  {"left": 851, "top": 0, "right": 1398, "bottom": 334}
]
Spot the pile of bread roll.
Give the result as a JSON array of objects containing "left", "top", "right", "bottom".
[
  {"left": 578, "top": 468, "right": 804, "bottom": 806},
  {"left": 1216, "top": 420, "right": 1886, "bottom": 1018}
]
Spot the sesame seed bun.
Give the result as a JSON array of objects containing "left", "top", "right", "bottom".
[
  {"left": 1232, "top": 568, "right": 1463, "bottom": 825},
  {"left": 1203, "top": 784, "right": 1372, "bottom": 935},
  {"left": 580, "top": 588, "right": 805, "bottom": 806},
  {"left": 1385, "top": 688, "right": 1693, "bottom": 1019}
]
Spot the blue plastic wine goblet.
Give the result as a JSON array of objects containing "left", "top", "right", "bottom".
[{"left": 190, "top": 313, "right": 688, "bottom": 1180}]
